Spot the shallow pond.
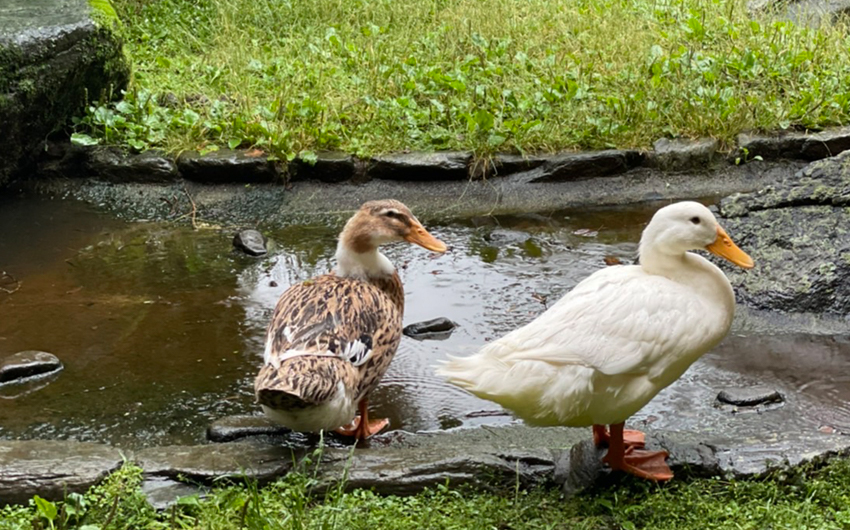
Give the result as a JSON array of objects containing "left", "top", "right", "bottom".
[{"left": 1, "top": 194, "right": 848, "bottom": 448}]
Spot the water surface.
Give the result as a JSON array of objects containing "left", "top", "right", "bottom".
[{"left": 1, "top": 194, "right": 848, "bottom": 448}]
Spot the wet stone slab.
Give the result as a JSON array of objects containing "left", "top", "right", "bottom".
[
  {"left": 0, "top": 440, "right": 125, "bottom": 505},
  {"left": 206, "top": 415, "right": 290, "bottom": 443},
  {"left": 177, "top": 150, "right": 280, "bottom": 184},
  {"left": 86, "top": 147, "right": 178, "bottom": 183},
  {"left": 517, "top": 150, "right": 645, "bottom": 183},
  {"left": 650, "top": 138, "right": 720, "bottom": 171},
  {"left": 4, "top": 423, "right": 850, "bottom": 506},
  {"left": 134, "top": 442, "right": 296, "bottom": 484},
  {"left": 736, "top": 127, "right": 850, "bottom": 162},
  {"left": 290, "top": 152, "right": 359, "bottom": 183},
  {"left": 368, "top": 152, "right": 472, "bottom": 181}
]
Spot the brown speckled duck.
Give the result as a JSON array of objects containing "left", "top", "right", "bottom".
[{"left": 255, "top": 199, "right": 447, "bottom": 439}]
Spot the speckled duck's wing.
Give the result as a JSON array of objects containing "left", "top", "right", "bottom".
[{"left": 255, "top": 274, "right": 402, "bottom": 408}]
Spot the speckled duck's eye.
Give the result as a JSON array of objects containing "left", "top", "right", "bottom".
[
  {"left": 383, "top": 209, "right": 402, "bottom": 219},
  {"left": 689, "top": 216, "right": 701, "bottom": 225}
]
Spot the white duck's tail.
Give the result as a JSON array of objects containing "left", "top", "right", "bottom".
[{"left": 436, "top": 352, "right": 505, "bottom": 391}]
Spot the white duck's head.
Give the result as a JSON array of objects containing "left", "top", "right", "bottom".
[{"left": 638, "top": 201, "right": 754, "bottom": 271}]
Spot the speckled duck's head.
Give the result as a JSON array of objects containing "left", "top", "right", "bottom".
[{"left": 335, "top": 200, "right": 447, "bottom": 278}]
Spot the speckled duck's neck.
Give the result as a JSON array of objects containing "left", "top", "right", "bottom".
[{"left": 334, "top": 235, "right": 405, "bottom": 314}]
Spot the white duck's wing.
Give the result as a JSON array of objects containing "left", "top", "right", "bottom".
[{"left": 477, "top": 265, "right": 718, "bottom": 377}]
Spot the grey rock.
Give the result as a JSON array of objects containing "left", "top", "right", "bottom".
[
  {"left": 720, "top": 150, "right": 850, "bottom": 217},
  {"left": 749, "top": 0, "right": 850, "bottom": 26},
  {"left": 0, "top": 0, "right": 129, "bottom": 187},
  {"left": 517, "top": 150, "right": 645, "bottom": 183},
  {"left": 207, "top": 415, "right": 290, "bottom": 443},
  {"left": 134, "top": 442, "right": 295, "bottom": 484},
  {"left": 35, "top": 140, "right": 89, "bottom": 179},
  {"left": 470, "top": 154, "right": 548, "bottom": 179},
  {"left": 141, "top": 477, "right": 206, "bottom": 511},
  {"left": 650, "top": 138, "right": 720, "bottom": 171},
  {"left": 717, "top": 387, "right": 785, "bottom": 408},
  {"left": 0, "top": 350, "right": 62, "bottom": 384},
  {"left": 403, "top": 317, "right": 457, "bottom": 341},
  {"left": 87, "top": 147, "right": 178, "bottom": 183},
  {"left": 290, "top": 152, "right": 359, "bottom": 183},
  {"left": 719, "top": 152, "right": 850, "bottom": 313},
  {"left": 313, "top": 446, "right": 558, "bottom": 496},
  {"left": 232, "top": 230, "right": 267, "bottom": 257},
  {"left": 177, "top": 150, "right": 280, "bottom": 183},
  {"left": 722, "top": 206, "right": 850, "bottom": 313},
  {"left": 553, "top": 440, "right": 606, "bottom": 497},
  {"left": 735, "top": 126, "right": 850, "bottom": 163},
  {"left": 368, "top": 152, "right": 472, "bottom": 181},
  {"left": 0, "top": 439, "right": 125, "bottom": 505},
  {"left": 785, "top": 0, "right": 850, "bottom": 26}
]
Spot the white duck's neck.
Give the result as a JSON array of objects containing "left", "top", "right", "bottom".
[
  {"left": 639, "top": 245, "right": 736, "bottom": 328},
  {"left": 335, "top": 240, "right": 395, "bottom": 279}
]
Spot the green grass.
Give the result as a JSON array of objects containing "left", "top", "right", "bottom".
[
  {"left": 3, "top": 458, "right": 850, "bottom": 529},
  {"left": 75, "top": 0, "right": 850, "bottom": 163}
]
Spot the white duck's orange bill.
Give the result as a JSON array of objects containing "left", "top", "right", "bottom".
[
  {"left": 706, "top": 226, "right": 754, "bottom": 269},
  {"left": 405, "top": 224, "right": 448, "bottom": 253}
]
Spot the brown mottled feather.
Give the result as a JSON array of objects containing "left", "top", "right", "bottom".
[{"left": 254, "top": 272, "right": 404, "bottom": 409}]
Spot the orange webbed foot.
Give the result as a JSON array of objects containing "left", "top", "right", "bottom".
[{"left": 604, "top": 448, "right": 673, "bottom": 482}]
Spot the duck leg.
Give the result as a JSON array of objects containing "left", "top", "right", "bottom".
[
  {"left": 592, "top": 424, "right": 646, "bottom": 449},
  {"left": 334, "top": 398, "right": 389, "bottom": 439},
  {"left": 602, "top": 422, "right": 673, "bottom": 481}
]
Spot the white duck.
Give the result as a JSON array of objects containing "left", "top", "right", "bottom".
[{"left": 438, "top": 201, "right": 754, "bottom": 481}]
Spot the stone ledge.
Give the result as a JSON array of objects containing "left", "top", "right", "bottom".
[
  {"left": 3, "top": 424, "right": 849, "bottom": 507},
  {"left": 26, "top": 125, "right": 850, "bottom": 187},
  {"left": 0, "top": 440, "right": 126, "bottom": 505}
]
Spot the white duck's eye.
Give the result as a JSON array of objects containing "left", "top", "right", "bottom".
[{"left": 689, "top": 216, "right": 701, "bottom": 225}]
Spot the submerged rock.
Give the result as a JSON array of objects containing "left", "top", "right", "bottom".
[
  {"left": 232, "top": 229, "right": 267, "bottom": 256},
  {"left": 207, "top": 415, "right": 290, "bottom": 443},
  {"left": 0, "top": 350, "right": 63, "bottom": 384},
  {"left": 720, "top": 151, "right": 850, "bottom": 313},
  {"left": 403, "top": 317, "right": 457, "bottom": 341},
  {"left": 0, "top": 440, "right": 124, "bottom": 505},
  {"left": 716, "top": 387, "right": 785, "bottom": 410}
]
